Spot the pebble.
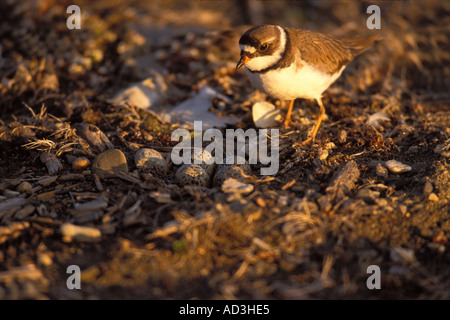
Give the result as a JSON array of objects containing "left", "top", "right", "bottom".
[
  {"left": 40, "top": 152, "right": 62, "bottom": 175},
  {"left": 73, "top": 198, "right": 108, "bottom": 213},
  {"left": 277, "top": 196, "right": 289, "bottom": 207},
  {"left": 15, "top": 205, "right": 35, "bottom": 219},
  {"left": 318, "top": 149, "right": 329, "bottom": 161},
  {"left": 38, "top": 176, "right": 58, "bottom": 187},
  {"left": 255, "top": 197, "right": 266, "bottom": 207},
  {"left": 72, "top": 210, "right": 103, "bottom": 224},
  {"left": 92, "top": 149, "right": 128, "bottom": 178},
  {"left": 385, "top": 160, "right": 412, "bottom": 174},
  {"left": 428, "top": 193, "right": 439, "bottom": 202},
  {"left": 3, "top": 189, "right": 21, "bottom": 198},
  {"left": 16, "top": 181, "right": 32, "bottom": 193},
  {"left": 375, "top": 163, "right": 389, "bottom": 179},
  {"left": 72, "top": 157, "right": 91, "bottom": 170},
  {"left": 423, "top": 181, "right": 433, "bottom": 195},
  {"left": 60, "top": 223, "right": 102, "bottom": 242},
  {"left": 252, "top": 101, "right": 282, "bottom": 128},
  {"left": 59, "top": 173, "right": 85, "bottom": 181},
  {"left": 0, "top": 197, "right": 25, "bottom": 212},
  {"left": 390, "top": 247, "right": 415, "bottom": 263},
  {"left": 338, "top": 130, "right": 347, "bottom": 143},
  {"left": 399, "top": 204, "right": 407, "bottom": 215},
  {"left": 175, "top": 164, "right": 210, "bottom": 187},
  {"left": 37, "top": 191, "right": 55, "bottom": 200},
  {"left": 134, "top": 148, "right": 167, "bottom": 174},
  {"left": 221, "top": 178, "right": 254, "bottom": 195},
  {"left": 37, "top": 253, "right": 53, "bottom": 266}
]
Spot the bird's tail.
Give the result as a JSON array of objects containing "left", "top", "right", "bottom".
[{"left": 341, "top": 35, "right": 382, "bottom": 56}]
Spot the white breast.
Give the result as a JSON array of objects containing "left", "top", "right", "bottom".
[{"left": 245, "top": 62, "right": 346, "bottom": 101}]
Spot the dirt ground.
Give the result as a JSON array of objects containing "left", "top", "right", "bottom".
[{"left": 0, "top": 0, "right": 449, "bottom": 300}]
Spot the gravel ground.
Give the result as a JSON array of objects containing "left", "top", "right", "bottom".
[{"left": 0, "top": 0, "right": 449, "bottom": 300}]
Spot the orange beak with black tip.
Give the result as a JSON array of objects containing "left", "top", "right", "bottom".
[{"left": 236, "top": 53, "right": 251, "bottom": 69}]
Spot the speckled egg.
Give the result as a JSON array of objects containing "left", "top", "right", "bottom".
[
  {"left": 191, "top": 148, "right": 216, "bottom": 177},
  {"left": 212, "top": 156, "right": 251, "bottom": 187},
  {"left": 176, "top": 164, "right": 210, "bottom": 187}
]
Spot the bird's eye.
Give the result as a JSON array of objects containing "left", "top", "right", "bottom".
[{"left": 259, "top": 44, "right": 269, "bottom": 52}]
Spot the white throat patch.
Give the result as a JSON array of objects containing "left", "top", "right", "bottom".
[{"left": 245, "top": 26, "right": 286, "bottom": 72}]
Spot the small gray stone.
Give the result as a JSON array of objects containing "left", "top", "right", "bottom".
[
  {"left": 375, "top": 163, "right": 389, "bottom": 179},
  {"left": 92, "top": 149, "right": 128, "bottom": 178},
  {"left": 38, "top": 176, "right": 58, "bottom": 187},
  {"left": 134, "top": 148, "right": 167, "bottom": 174},
  {"left": 3, "top": 189, "right": 20, "bottom": 198},
  {"left": 176, "top": 164, "right": 210, "bottom": 187},
  {"left": 15, "top": 205, "right": 36, "bottom": 219},
  {"left": 0, "top": 197, "right": 25, "bottom": 212},
  {"left": 73, "top": 198, "right": 108, "bottom": 213},
  {"left": 385, "top": 160, "right": 412, "bottom": 174},
  {"left": 221, "top": 178, "right": 254, "bottom": 195},
  {"left": 40, "top": 152, "right": 62, "bottom": 175}
]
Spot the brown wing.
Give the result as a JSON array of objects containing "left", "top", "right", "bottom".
[{"left": 286, "top": 28, "right": 378, "bottom": 75}]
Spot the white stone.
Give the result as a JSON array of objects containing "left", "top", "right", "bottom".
[
  {"left": 252, "top": 101, "right": 282, "bottom": 128},
  {"left": 385, "top": 160, "right": 412, "bottom": 174},
  {"left": 111, "top": 72, "right": 168, "bottom": 110}
]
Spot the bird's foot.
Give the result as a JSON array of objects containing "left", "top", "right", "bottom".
[{"left": 293, "top": 137, "right": 315, "bottom": 147}]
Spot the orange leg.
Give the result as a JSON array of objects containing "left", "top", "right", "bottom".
[
  {"left": 299, "top": 97, "right": 326, "bottom": 146},
  {"left": 283, "top": 100, "right": 295, "bottom": 129}
]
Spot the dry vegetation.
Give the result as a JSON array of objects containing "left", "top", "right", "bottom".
[{"left": 0, "top": 0, "right": 449, "bottom": 299}]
